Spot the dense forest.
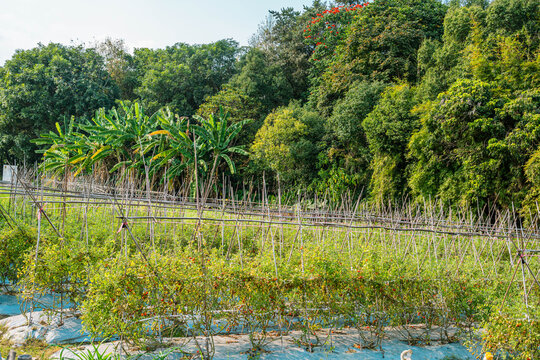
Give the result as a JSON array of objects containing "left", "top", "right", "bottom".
[{"left": 0, "top": 0, "right": 539, "bottom": 212}]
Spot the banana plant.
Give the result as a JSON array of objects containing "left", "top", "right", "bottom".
[
  {"left": 148, "top": 108, "right": 249, "bottom": 189},
  {"left": 34, "top": 103, "right": 249, "bottom": 191},
  {"left": 77, "top": 102, "right": 160, "bottom": 176},
  {"left": 192, "top": 107, "right": 249, "bottom": 178},
  {"left": 32, "top": 117, "right": 92, "bottom": 176},
  {"left": 148, "top": 111, "right": 209, "bottom": 184}
]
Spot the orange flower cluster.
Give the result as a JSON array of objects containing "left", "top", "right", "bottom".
[{"left": 304, "top": 3, "right": 367, "bottom": 62}]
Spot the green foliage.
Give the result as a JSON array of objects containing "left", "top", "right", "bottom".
[
  {"left": 409, "top": 81, "right": 540, "bottom": 209},
  {"left": 251, "top": 106, "right": 305, "bottom": 180},
  {"left": 364, "top": 84, "right": 419, "bottom": 158},
  {"left": 410, "top": 79, "right": 502, "bottom": 207},
  {"left": 0, "top": 226, "right": 35, "bottom": 284},
  {"left": 519, "top": 95, "right": 540, "bottom": 217},
  {"left": 34, "top": 102, "right": 249, "bottom": 191},
  {"left": 80, "top": 102, "right": 164, "bottom": 176},
  {"left": 443, "top": 4, "right": 485, "bottom": 45},
  {"left": 34, "top": 102, "right": 165, "bottom": 179},
  {"left": 313, "top": 0, "right": 447, "bottom": 114},
  {"left": 303, "top": 3, "right": 367, "bottom": 110},
  {"left": 252, "top": 5, "right": 320, "bottom": 102},
  {"left": 96, "top": 38, "right": 139, "bottom": 101},
  {"left": 197, "top": 85, "right": 262, "bottom": 146},
  {"left": 328, "top": 81, "right": 387, "bottom": 147},
  {"left": 525, "top": 147, "right": 540, "bottom": 187},
  {"left": 133, "top": 39, "right": 240, "bottom": 116},
  {"left": 416, "top": 40, "right": 470, "bottom": 101},
  {"left": 475, "top": 306, "right": 540, "bottom": 360},
  {"left": 0, "top": 43, "right": 117, "bottom": 164},
  {"left": 465, "top": 23, "right": 540, "bottom": 92},
  {"left": 147, "top": 114, "right": 199, "bottom": 183},
  {"left": 311, "top": 81, "right": 387, "bottom": 201},
  {"left": 6, "top": 0, "right": 540, "bottom": 215},
  {"left": 59, "top": 344, "right": 120, "bottom": 360},
  {"left": 485, "top": 0, "right": 540, "bottom": 41},
  {"left": 228, "top": 48, "right": 293, "bottom": 116},
  {"left": 4, "top": 2, "right": 540, "bottom": 354},
  {"left": 150, "top": 107, "right": 249, "bottom": 186},
  {"left": 32, "top": 117, "right": 88, "bottom": 176},
  {"left": 251, "top": 103, "right": 323, "bottom": 185},
  {"left": 469, "top": 276, "right": 540, "bottom": 360},
  {"left": 75, "top": 238, "right": 507, "bottom": 350},
  {"left": 363, "top": 84, "right": 419, "bottom": 203},
  {"left": 0, "top": 188, "right": 534, "bottom": 355},
  {"left": 309, "top": 160, "right": 364, "bottom": 204},
  {"left": 193, "top": 109, "right": 250, "bottom": 177},
  {"left": 19, "top": 238, "right": 112, "bottom": 308},
  {"left": 416, "top": 3, "right": 483, "bottom": 101}
]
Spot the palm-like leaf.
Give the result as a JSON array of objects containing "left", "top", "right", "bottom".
[
  {"left": 34, "top": 103, "right": 249, "bottom": 189},
  {"left": 192, "top": 107, "right": 250, "bottom": 176},
  {"left": 33, "top": 117, "right": 91, "bottom": 176},
  {"left": 148, "top": 112, "right": 207, "bottom": 181}
]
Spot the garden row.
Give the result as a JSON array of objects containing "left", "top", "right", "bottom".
[{"left": 0, "top": 182, "right": 538, "bottom": 359}]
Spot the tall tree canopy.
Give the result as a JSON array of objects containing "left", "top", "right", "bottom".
[
  {"left": 313, "top": 0, "right": 448, "bottom": 114},
  {"left": 3, "top": 0, "right": 540, "bottom": 214},
  {"left": 0, "top": 43, "right": 117, "bottom": 164},
  {"left": 133, "top": 39, "right": 241, "bottom": 116}
]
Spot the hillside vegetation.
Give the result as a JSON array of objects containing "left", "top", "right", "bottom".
[{"left": 1, "top": 0, "right": 539, "bottom": 213}]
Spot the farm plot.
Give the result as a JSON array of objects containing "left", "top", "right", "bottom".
[{"left": 0, "top": 176, "right": 538, "bottom": 359}]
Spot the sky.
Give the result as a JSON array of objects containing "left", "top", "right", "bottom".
[{"left": 0, "top": 0, "right": 314, "bottom": 65}]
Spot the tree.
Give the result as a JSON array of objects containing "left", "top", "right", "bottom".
[
  {"left": 499, "top": 89, "right": 540, "bottom": 212},
  {"left": 416, "top": 0, "right": 540, "bottom": 99},
  {"left": 228, "top": 48, "right": 293, "bottom": 116},
  {"left": 35, "top": 102, "right": 166, "bottom": 181},
  {"left": 303, "top": 3, "right": 369, "bottom": 115},
  {"left": 328, "top": 81, "right": 388, "bottom": 148},
  {"left": 0, "top": 43, "right": 117, "bottom": 164},
  {"left": 147, "top": 113, "right": 201, "bottom": 184},
  {"left": 466, "top": 29, "right": 540, "bottom": 92},
  {"left": 193, "top": 109, "right": 250, "bottom": 187},
  {"left": 315, "top": 81, "right": 388, "bottom": 197},
  {"left": 409, "top": 80, "right": 502, "bottom": 207},
  {"left": 197, "top": 85, "right": 262, "bottom": 147},
  {"left": 250, "top": 3, "right": 327, "bottom": 102},
  {"left": 523, "top": 144, "right": 540, "bottom": 218},
  {"left": 415, "top": 3, "right": 485, "bottom": 101},
  {"left": 363, "top": 84, "right": 419, "bottom": 203},
  {"left": 134, "top": 39, "right": 240, "bottom": 116},
  {"left": 35, "top": 101, "right": 250, "bottom": 189},
  {"left": 32, "top": 117, "right": 90, "bottom": 177},
  {"left": 409, "top": 80, "right": 540, "bottom": 209},
  {"left": 485, "top": 0, "right": 540, "bottom": 41},
  {"left": 251, "top": 103, "right": 323, "bottom": 185},
  {"left": 149, "top": 108, "right": 249, "bottom": 189},
  {"left": 78, "top": 102, "right": 164, "bottom": 178},
  {"left": 313, "top": 0, "right": 447, "bottom": 114},
  {"left": 95, "top": 38, "right": 139, "bottom": 100}
]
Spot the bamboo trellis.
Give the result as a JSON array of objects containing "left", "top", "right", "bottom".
[{"left": 1, "top": 169, "right": 538, "bottom": 322}]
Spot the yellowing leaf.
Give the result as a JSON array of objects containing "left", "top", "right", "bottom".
[
  {"left": 149, "top": 130, "right": 170, "bottom": 136},
  {"left": 91, "top": 147, "right": 108, "bottom": 160},
  {"left": 69, "top": 157, "right": 86, "bottom": 165}
]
